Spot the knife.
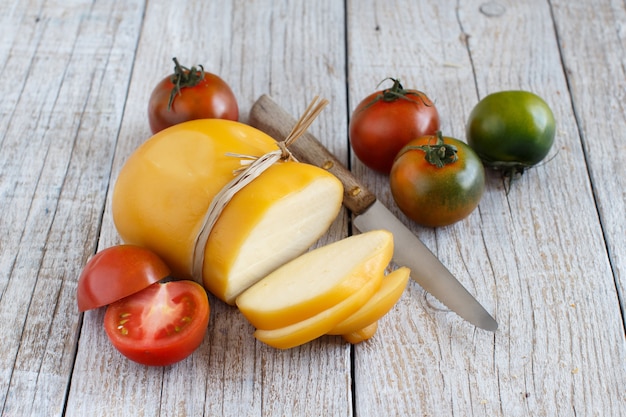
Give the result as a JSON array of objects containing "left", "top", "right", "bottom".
[{"left": 248, "top": 94, "right": 497, "bottom": 331}]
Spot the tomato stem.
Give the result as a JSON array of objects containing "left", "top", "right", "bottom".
[
  {"left": 362, "top": 78, "right": 433, "bottom": 110},
  {"left": 168, "top": 57, "right": 205, "bottom": 110},
  {"left": 402, "top": 131, "right": 458, "bottom": 168},
  {"left": 380, "top": 78, "right": 429, "bottom": 105}
]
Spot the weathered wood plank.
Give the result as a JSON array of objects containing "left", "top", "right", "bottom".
[
  {"left": 345, "top": 2, "right": 500, "bottom": 415},
  {"left": 551, "top": 0, "right": 626, "bottom": 323},
  {"left": 347, "top": 0, "right": 626, "bottom": 416},
  {"left": 461, "top": 1, "right": 625, "bottom": 414},
  {"left": 0, "top": 0, "right": 145, "bottom": 416},
  {"left": 67, "top": 1, "right": 352, "bottom": 416}
]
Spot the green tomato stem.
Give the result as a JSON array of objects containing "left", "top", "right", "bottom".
[
  {"left": 401, "top": 131, "right": 458, "bottom": 168},
  {"left": 168, "top": 57, "right": 205, "bottom": 110},
  {"left": 362, "top": 78, "right": 432, "bottom": 110}
]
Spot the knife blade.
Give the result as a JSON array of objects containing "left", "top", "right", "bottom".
[{"left": 248, "top": 94, "right": 497, "bottom": 331}]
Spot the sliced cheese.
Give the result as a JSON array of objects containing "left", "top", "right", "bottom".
[
  {"left": 252, "top": 267, "right": 383, "bottom": 349},
  {"left": 328, "top": 266, "right": 410, "bottom": 335},
  {"left": 341, "top": 321, "right": 379, "bottom": 344},
  {"left": 236, "top": 230, "right": 394, "bottom": 330}
]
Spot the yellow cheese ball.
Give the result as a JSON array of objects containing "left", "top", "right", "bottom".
[{"left": 112, "top": 119, "right": 343, "bottom": 304}]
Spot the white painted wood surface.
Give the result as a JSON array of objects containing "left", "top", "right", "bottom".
[{"left": 0, "top": 0, "right": 624, "bottom": 416}]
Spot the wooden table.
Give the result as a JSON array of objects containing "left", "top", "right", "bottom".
[{"left": 2, "top": 0, "right": 625, "bottom": 416}]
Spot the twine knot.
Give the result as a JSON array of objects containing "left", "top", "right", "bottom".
[{"left": 277, "top": 140, "right": 294, "bottom": 161}]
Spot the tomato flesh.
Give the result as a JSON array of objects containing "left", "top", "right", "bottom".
[{"left": 104, "top": 280, "right": 210, "bottom": 366}]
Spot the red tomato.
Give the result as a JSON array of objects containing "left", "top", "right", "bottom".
[
  {"left": 390, "top": 132, "right": 485, "bottom": 227},
  {"left": 148, "top": 57, "right": 239, "bottom": 134},
  {"left": 76, "top": 245, "right": 171, "bottom": 312},
  {"left": 349, "top": 78, "right": 440, "bottom": 173},
  {"left": 104, "top": 280, "right": 210, "bottom": 366}
]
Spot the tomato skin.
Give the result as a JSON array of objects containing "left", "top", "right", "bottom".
[
  {"left": 390, "top": 135, "right": 485, "bottom": 228},
  {"left": 148, "top": 60, "right": 238, "bottom": 134},
  {"left": 466, "top": 90, "right": 555, "bottom": 172},
  {"left": 76, "top": 245, "right": 171, "bottom": 312},
  {"left": 104, "top": 280, "right": 210, "bottom": 366},
  {"left": 349, "top": 79, "right": 440, "bottom": 174}
]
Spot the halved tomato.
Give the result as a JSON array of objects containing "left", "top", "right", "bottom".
[
  {"left": 77, "top": 245, "right": 211, "bottom": 366},
  {"left": 104, "top": 280, "right": 210, "bottom": 366},
  {"left": 76, "top": 245, "right": 171, "bottom": 312}
]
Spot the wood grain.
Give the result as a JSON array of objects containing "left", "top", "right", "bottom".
[
  {"left": 0, "top": 0, "right": 624, "bottom": 416},
  {"left": 0, "top": 0, "right": 144, "bottom": 415},
  {"left": 551, "top": 0, "right": 626, "bottom": 321}
]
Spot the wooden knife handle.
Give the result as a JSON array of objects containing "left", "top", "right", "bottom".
[{"left": 248, "top": 94, "right": 376, "bottom": 215}]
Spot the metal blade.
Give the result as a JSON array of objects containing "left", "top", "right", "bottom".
[{"left": 354, "top": 201, "right": 498, "bottom": 331}]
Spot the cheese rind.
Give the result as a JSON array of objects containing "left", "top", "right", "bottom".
[{"left": 341, "top": 321, "right": 379, "bottom": 344}]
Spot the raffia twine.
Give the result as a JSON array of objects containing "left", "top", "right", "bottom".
[{"left": 191, "top": 96, "right": 329, "bottom": 282}]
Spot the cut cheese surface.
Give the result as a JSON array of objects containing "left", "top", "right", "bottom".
[
  {"left": 253, "top": 268, "right": 383, "bottom": 349},
  {"left": 204, "top": 162, "right": 343, "bottom": 304},
  {"left": 236, "top": 230, "right": 394, "bottom": 330},
  {"left": 328, "top": 266, "right": 410, "bottom": 335}
]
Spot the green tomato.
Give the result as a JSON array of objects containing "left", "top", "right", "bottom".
[{"left": 466, "top": 90, "right": 555, "bottom": 176}]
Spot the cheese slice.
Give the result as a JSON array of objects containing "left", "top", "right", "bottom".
[
  {"left": 252, "top": 266, "right": 383, "bottom": 349},
  {"left": 236, "top": 230, "right": 393, "bottom": 330},
  {"left": 328, "top": 266, "right": 410, "bottom": 335}
]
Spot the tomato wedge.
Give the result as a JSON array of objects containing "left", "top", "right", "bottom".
[
  {"left": 77, "top": 245, "right": 171, "bottom": 312},
  {"left": 104, "top": 280, "right": 210, "bottom": 366}
]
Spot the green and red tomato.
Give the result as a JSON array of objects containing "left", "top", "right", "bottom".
[{"left": 390, "top": 132, "right": 485, "bottom": 228}]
